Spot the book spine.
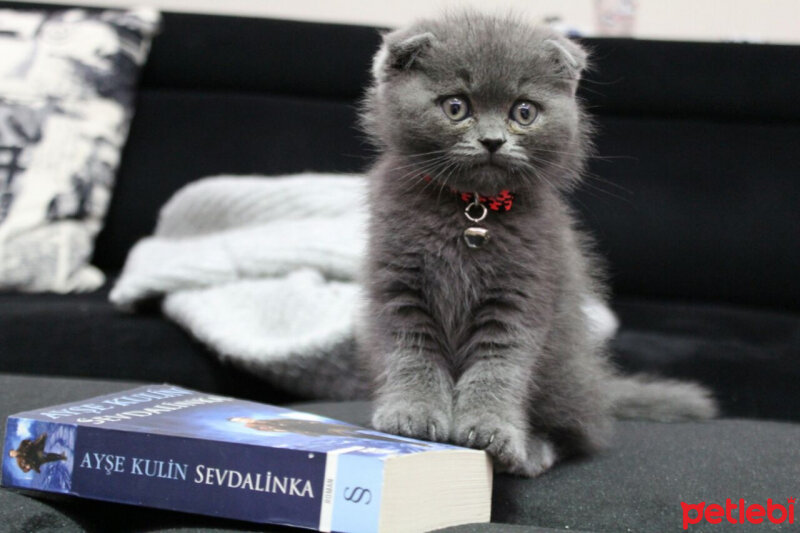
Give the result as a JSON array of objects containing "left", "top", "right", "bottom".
[
  {"left": 3, "top": 415, "right": 396, "bottom": 532},
  {"left": 3, "top": 417, "right": 329, "bottom": 529},
  {"left": 319, "top": 446, "right": 364, "bottom": 531},
  {"left": 326, "top": 452, "right": 386, "bottom": 533},
  {"left": 73, "top": 425, "right": 326, "bottom": 528}
]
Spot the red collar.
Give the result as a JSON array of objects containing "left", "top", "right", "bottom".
[{"left": 422, "top": 175, "right": 515, "bottom": 212}]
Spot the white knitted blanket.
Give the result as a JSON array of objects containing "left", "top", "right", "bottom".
[
  {"left": 110, "top": 173, "right": 371, "bottom": 400},
  {"left": 111, "top": 173, "right": 619, "bottom": 401}
]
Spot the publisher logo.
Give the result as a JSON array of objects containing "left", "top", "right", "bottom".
[
  {"left": 681, "top": 498, "right": 796, "bottom": 530},
  {"left": 343, "top": 486, "right": 373, "bottom": 505}
]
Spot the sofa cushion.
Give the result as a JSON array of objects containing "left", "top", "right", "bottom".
[
  {"left": 577, "top": 113, "right": 800, "bottom": 311},
  {"left": 93, "top": 92, "right": 369, "bottom": 274},
  {"left": 1, "top": 375, "right": 797, "bottom": 533}
]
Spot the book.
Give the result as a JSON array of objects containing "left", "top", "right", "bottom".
[{"left": 2, "top": 384, "right": 492, "bottom": 532}]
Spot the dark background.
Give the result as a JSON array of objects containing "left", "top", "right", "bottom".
[{"left": 0, "top": 5, "right": 798, "bottom": 421}]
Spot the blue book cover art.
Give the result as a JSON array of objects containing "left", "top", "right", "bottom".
[
  {"left": 2, "top": 384, "right": 471, "bottom": 532},
  {"left": 3, "top": 418, "right": 76, "bottom": 494},
  {"left": 6, "top": 384, "right": 457, "bottom": 455}
]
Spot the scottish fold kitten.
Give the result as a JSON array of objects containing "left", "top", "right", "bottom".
[{"left": 359, "top": 13, "right": 715, "bottom": 476}]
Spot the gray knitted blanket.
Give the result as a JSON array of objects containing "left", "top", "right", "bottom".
[{"left": 110, "top": 174, "right": 370, "bottom": 400}]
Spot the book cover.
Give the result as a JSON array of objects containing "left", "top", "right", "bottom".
[{"left": 1, "top": 384, "right": 492, "bottom": 532}]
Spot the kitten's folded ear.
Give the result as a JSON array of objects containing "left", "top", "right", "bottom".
[
  {"left": 372, "top": 31, "right": 436, "bottom": 81},
  {"left": 544, "top": 35, "right": 588, "bottom": 89}
]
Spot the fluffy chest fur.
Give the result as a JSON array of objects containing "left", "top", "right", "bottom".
[{"left": 365, "top": 158, "right": 565, "bottom": 374}]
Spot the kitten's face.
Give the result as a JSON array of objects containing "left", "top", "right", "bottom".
[{"left": 363, "top": 15, "right": 589, "bottom": 194}]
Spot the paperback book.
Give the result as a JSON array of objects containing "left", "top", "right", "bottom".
[{"left": 2, "top": 384, "right": 492, "bottom": 532}]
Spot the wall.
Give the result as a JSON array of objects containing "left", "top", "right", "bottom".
[{"left": 8, "top": 0, "right": 800, "bottom": 44}]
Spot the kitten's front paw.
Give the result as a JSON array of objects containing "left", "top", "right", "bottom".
[
  {"left": 454, "top": 412, "right": 528, "bottom": 468},
  {"left": 453, "top": 412, "right": 556, "bottom": 477},
  {"left": 499, "top": 434, "right": 557, "bottom": 478},
  {"left": 372, "top": 400, "right": 451, "bottom": 442}
]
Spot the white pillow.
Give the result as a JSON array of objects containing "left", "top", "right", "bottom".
[{"left": 0, "top": 8, "right": 160, "bottom": 292}]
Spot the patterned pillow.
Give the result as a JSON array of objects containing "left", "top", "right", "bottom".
[{"left": 0, "top": 8, "right": 160, "bottom": 292}]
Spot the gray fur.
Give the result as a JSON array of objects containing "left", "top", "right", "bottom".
[
  {"left": 358, "top": 12, "right": 716, "bottom": 477},
  {"left": 608, "top": 374, "right": 718, "bottom": 422}
]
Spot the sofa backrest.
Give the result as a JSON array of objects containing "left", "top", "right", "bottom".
[
  {"left": 67, "top": 11, "right": 797, "bottom": 311},
  {"left": 91, "top": 12, "right": 381, "bottom": 274},
  {"left": 570, "top": 38, "right": 800, "bottom": 311}
]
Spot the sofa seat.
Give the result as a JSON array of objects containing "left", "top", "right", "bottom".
[
  {"left": 610, "top": 299, "right": 800, "bottom": 422},
  {"left": 2, "top": 287, "right": 798, "bottom": 421},
  {"left": 1, "top": 375, "right": 798, "bottom": 533}
]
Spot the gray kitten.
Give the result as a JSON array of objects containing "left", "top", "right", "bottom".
[{"left": 359, "top": 12, "right": 716, "bottom": 477}]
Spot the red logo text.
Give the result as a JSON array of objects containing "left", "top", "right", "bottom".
[{"left": 681, "top": 498, "right": 796, "bottom": 530}]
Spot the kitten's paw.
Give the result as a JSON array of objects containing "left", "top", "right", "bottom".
[
  {"left": 453, "top": 413, "right": 528, "bottom": 470},
  {"left": 454, "top": 413, "right": 557, "bottom": 477},
  {"left": 371, "top": 401, "right": 451, "bottom": 442},
  {"left": 497, "top": 435, "right": 558, "bottom": 478}
]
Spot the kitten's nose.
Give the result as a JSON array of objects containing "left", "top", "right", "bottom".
[{"left": 480, "top": 138, "right": 505, "bottom": 153}]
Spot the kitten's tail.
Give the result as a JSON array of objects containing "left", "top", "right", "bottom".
[{"left": 607, "top": 374, "right": 717, "bottom": 421}]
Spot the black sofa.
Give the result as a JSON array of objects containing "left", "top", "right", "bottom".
[{"left": 1, "top": 6, "right": 799, "bottom": 532}]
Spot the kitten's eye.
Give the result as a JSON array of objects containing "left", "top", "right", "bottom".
[
  {"left": 441, "top": 96, "right": 470, "bottom": 121},
  {"left": 510, "top": 100, "right": 538, "bottom": 126}
]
